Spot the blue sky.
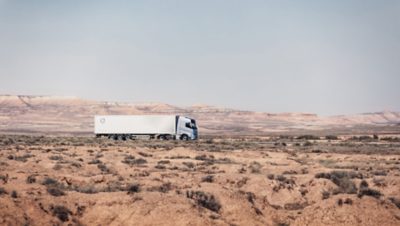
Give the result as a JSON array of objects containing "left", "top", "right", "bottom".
[{"left": 0, "top": 0, "right": 399, "bottom": 115}]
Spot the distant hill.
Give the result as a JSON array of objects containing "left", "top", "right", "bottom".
[{"left": 0, "top": 95, "right": 399, "bottom": 136}]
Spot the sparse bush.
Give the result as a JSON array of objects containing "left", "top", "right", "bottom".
[
  {"left": 138, "top": 152, "right": 152, "bottom": 157},
  {"left": 157, "top": 160, "right": 170, "bottom": 165},
  {"left": 358, "top": 188, "right": 382, "bottom": 199},
  {"left": 344, "top": 198, "right": 353, "bottom": 205},
  {"left": 11, "top": 190, "right": 18, "bottom": 198},
  {"left": 10, "top": 154, "right": 34, "bottom": 162},
  {"left": 350, "top": 136, "right": 373, "bottom": 142},
  {"left": 358, "top": 179, "right": 381, "bottom": 199},
  {"left": 359, "top": 180, "right": 369, "bottom": 190},
  {"left": 155, "top": 164, "right": 166, "bottom": 169},
  {"left": 47, "top": 187, "right": 65, "bottom": 196},
  {"left": 97, "top": 163, "right": 110, "bottom": 173},
  {"left": 283, "top": 170, "right": 297, "bottom": 175},
  {"left": 249, "top": 161, "right": 262, "bottom": 174},
  {"left": 42, "top": 177, "right": 59, "bottom": 186},
  {"left": 246, "top": 192, "right": 256, "bottom": 204},
  {"left": 267, "top": 174, "right": 275, "bottom": 180},
  {"left": 372, "top": 170, "right": 387, "bottom": 176},
  {"left": 53, "top": 164, "right": 62, "bottom": 170},
  {"left": 284, "top": 202, "right": 307, "bottom": 210},
  {"left": 195, "top": 154, "right": 212, "bottom": 160},
  {"left": 389, "top": 197, "right": 400, "bottom": 209},
  {"left": 88, "top": 159, "right": 102, "bottom": 164},
  {"left": 182, "top": 162, "right": 195, "bottom": 168},
  {"left": 381, "top": 137, "right": 400, "bottom": 142},
  {"left": 325, "top": 135, "right": 338, "bottom": 140},
  {"left": 158, "top": 182, "right": 172, "bottom": 193},
  {"left": 372, "top": 177, "right": 386, "bottom": 187},
  {"left": 202, "top": 175, "right": 214, "bottom": 183},
  {"left": 127, "top": 183, "right": 140, "bottom": 194},
  {"left": 315, "top": 171, "right": 359, "bottom": 194},
  {"left": 0, "top": 187, "right": 7, "bottom": 195},
  {"left": 51, "top": 205, "right": 71, "bottom": 222},
  {"left": 337, "top": 198, "right": 343, "bottom": 206},
  {"left": 322, "top": 190, "right": 330, "bottom": 199},
  {"left": 0, "top": 174, "right": 8, "bottom": 183},
  {"left": 275, "top": 175, "right": 287, "bottom": 182},
  {"left": 49, "top": 155, "right": 63, "bottom": 161},
  {"left": 122, "top": 156, "right": 147, "bottom": 166},
  {"left": 273, "top": 175, "right": 296, "bottom": 191},
  {"left": 186, "top": 190, "right": 221, "bottom": 212},
  {"left": 303, "top": 141, "right": 313, "bottom": 146}
]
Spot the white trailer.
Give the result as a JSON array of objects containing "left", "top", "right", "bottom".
[{"left": 94, "top": 115, "right": 198, "bottom": 140}]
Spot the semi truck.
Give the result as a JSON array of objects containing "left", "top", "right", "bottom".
[{"left": 94, "top": 115, "right": 198, "bottom": 140}]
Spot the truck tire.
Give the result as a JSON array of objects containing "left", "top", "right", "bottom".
[{"left": 180, "top": 134, "right": 189, "bottom": 141}]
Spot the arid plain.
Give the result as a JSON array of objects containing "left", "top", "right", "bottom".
[{"left": 1, "top": 135, "right": 400, "bottom": 226}]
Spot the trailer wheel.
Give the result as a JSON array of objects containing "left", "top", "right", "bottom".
[{"left": 180, "top": 134, "right": 189, "bottom": 141}]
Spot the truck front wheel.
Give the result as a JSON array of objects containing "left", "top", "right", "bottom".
[{"left": 180, "top": 134, "right": 189, "bottom": 141}]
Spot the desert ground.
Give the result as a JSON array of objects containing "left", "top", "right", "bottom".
[{"left": 1, "top": 134, "right": 400, "bottom": 226}]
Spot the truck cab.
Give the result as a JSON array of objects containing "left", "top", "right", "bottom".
[{"left": 177, "top": 116, "right": 198, "bottom": 140}]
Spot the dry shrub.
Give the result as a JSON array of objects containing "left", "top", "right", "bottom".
[
  {"left": 372, "top": 170, "right": 387, "bottom": 176},
  {"left": 325, "top": 135, "right": 338, "bottom": 140},
  {"left": 284, "top": 202, "right": 308, "bottom": 210},
  {"left": 322, "top": 190, "right": 330, "bottom": 199},
  {"left": 158, "top": 160, "right": 170, "bottom": 164},
  {"left": 138, "top": 152, "right": 152, "bottom": 157},
  {"left": 315, "top": 171, "right": 360, "bottom": 194},
  {"left": 127, "top": 183, "right": 140, "bottom": 194},
  {"left": 246, "top": 192, "right": 256, "bottom": 204},
  {"left": 356, "top": 180, "right": 382, "bottom": 199},
  {"left": 51, "top": 205, "right": 71, "bottom": 222},
  {"left": 273, "top": 175, "right": 296, "bottom": 191},
  {"left": 0, "top": 187, "right": 7, "bottom": 195},
  {"left": 202, "top": 175, "right": 214, "bottom": 183},
  {"left": 11, "top": 190, "right": 17, "bottom": 198},
  {"left": 389, "top": 197, "right": 400, "bottom": 209},
  {"left": 0, "top": 174, "right": 8, "bottom": 183},
  {"left": 122, "top": 156, "right": 147, "bottom": 166},
  {"left": 97, "top": 163, "right": 110, "bottom": 173},
  {"left": 155, "top": 164, "right": 166, "bottom": 169},
  {"left": 344, "top": 198, "right": 353, "bottom": 205},
  {"left": 9, "top": 154, "right": 34, "bottom": 162},
  {"left": 88, "top": 159, "right": 102, "bottom": 164},
  {"left": 186, "top": 190, "right": 221, "bottom": 212},
  {"left": 42, "top": 177, "right": 59, "bottom": 186},
  {"left": 358, "top": 188, "right": 382, "bottom": 199},
  {"left": 47, "top": 187, "right": 65, "bottom": 196},
  {"left": 249, "top": 161, "right": 262, "bottom": 174},
  {"left": 49, "top": 155, "right": 63, "bottom": 161},
  {"left": 158, "top": 182, "right": 172, "bottom": 193},
  {"left": 182, "top": 162, "right": 195, "bottom": 168}
]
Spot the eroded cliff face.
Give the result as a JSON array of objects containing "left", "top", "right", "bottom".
[{"left": 0, "top": 95, "right": 399, "bottom": 135}]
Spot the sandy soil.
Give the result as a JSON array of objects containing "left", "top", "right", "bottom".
[{"left": 0, "top": 135, "right": 400, "bottom": 226}]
